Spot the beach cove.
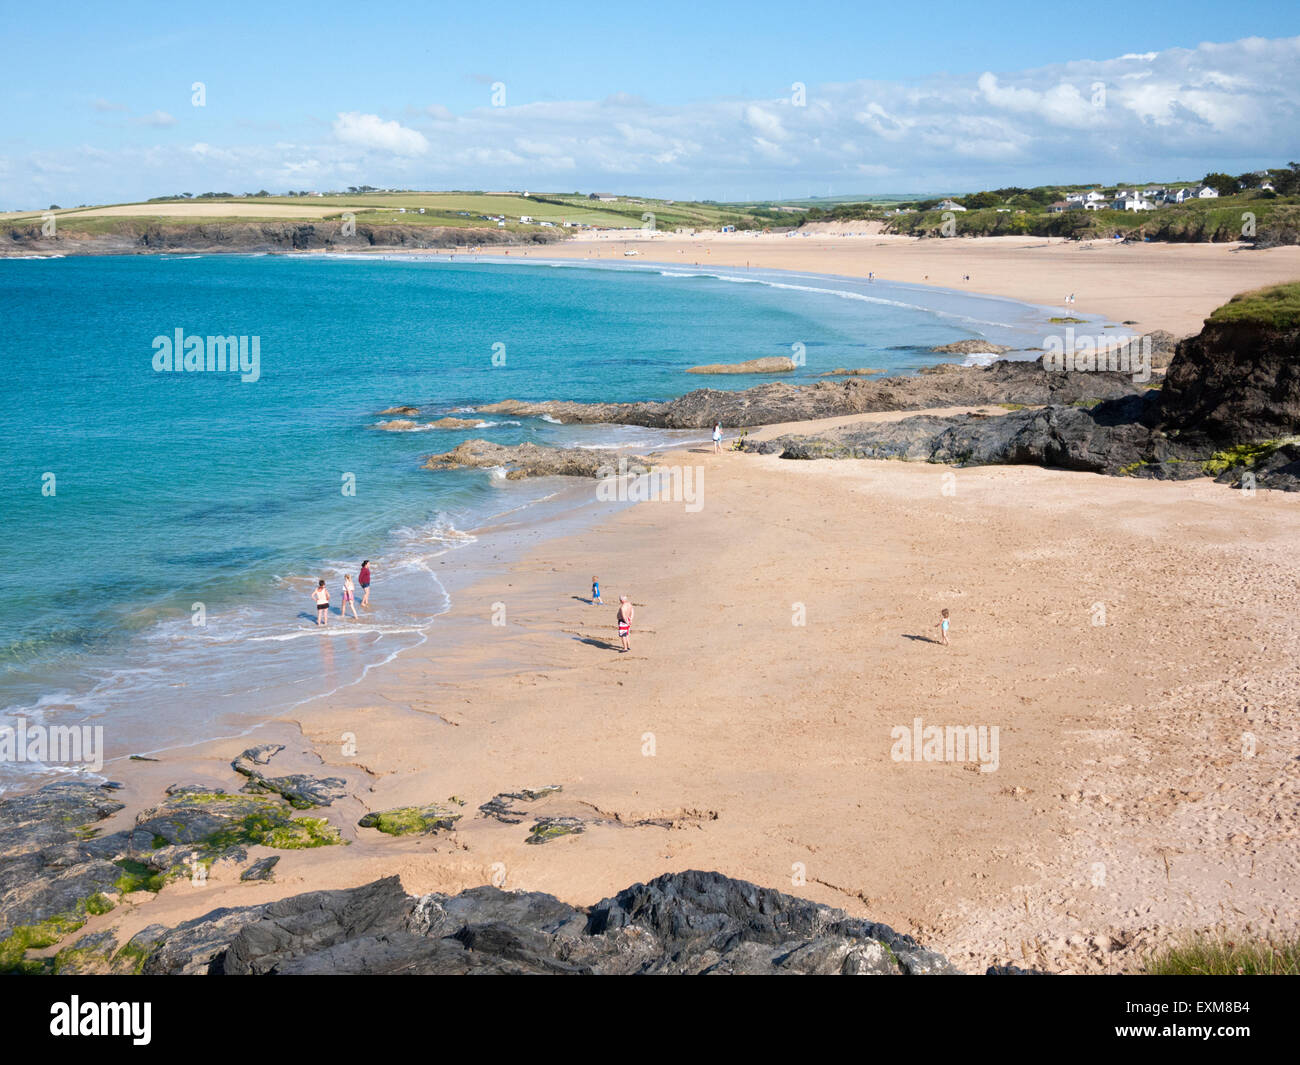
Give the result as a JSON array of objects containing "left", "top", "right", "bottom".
[{"left": 2, "top": 248, "right": 1298, "bottom": 975}]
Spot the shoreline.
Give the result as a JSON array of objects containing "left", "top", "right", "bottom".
[{"left": 0, "top": 257, "right": 1118, "bottom": 794}]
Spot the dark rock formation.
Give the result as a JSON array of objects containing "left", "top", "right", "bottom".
[
  {"left": 131, "top": 871, "right": 962, "bottom": 975},
  {"left": 742, "top": 307, "right": 1300, "bottom": 490},
  {"left": 1157, "top": 319, "right": 1300, "bottom": 447},
  {"left": 476, "top": 359, "right": 1142, "bottom": 429},
  {"left": 232, "top": 744, "right": 348, "bottom": 809},
  {"left": 746, "top": 394, "right": 1178, "bottom": 477},
  {"left": 0, "top": 782, "right": 125, "bottom": 965},
  {"left": 240, "top": 856, "right": 280, "bottom": 882}
]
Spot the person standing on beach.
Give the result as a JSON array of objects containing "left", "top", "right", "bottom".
[
  {"left": 359, "top": 560, "right": 371, "bottom": 607},
  {"left": 592, "top": 576, "right": 603, "bottom": 605},
  {"left": 617, "top": 595, "right": 634, "bottom": 652},
  {"left": 936, "top": 608, "right": 950, "bottom": 646},
  {"left": 712, "top": 422, "right": 723, "bottom": 454},
  {"left": 342, "top": 574, "right": 359, "bottom": 620},
  {"left": 312, "top": 580, "right": 330, "bottom": 626}
]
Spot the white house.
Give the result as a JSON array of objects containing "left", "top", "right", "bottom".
[
  {"left": 1113, "top": 195, "right": 1154, "bottom": 212},
  {"left": 1046, "top": 201, "right": 1069, "bottom": 214},
  {"left": 1260, "top": 181, "right": 1275, "bottom": 192},
  {"left": 1192, "top": 185, "right": 1219, "bottom": 199},
  {"left": 937, "top": 199, "right": 967, "bottom": 212}
]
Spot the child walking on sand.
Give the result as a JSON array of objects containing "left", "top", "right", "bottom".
[
  {"left": 712, "top": 422, "right": 723, "bottom": 454},
  {"left": 592, "top": 576, "right": 602, "bottom": 605},
  {"left": 617, "top": 595, "right": 634, "bottom": 652},
  {"left": 342, "top": 574, "right": 359, "bottom": 620},
  {"left": 936, "top": 608, "right": 950, "bottom": 646}
]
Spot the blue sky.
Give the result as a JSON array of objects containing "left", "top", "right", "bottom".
[{"left": 3, "top": 0, "right": 1299, "bottom": 206}]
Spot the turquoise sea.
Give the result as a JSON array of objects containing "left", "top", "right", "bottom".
[{"left": 0, "top": 252, "right": 1105, "bottom": 789}]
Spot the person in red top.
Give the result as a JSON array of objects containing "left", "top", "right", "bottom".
[{"left": 358, "top": 560, "right": 371, "bottom": 607}]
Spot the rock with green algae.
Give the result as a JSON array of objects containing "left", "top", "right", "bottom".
[
  {"left": 358, "top": 804, "right": 462, "bottom": 836},
  {"left": 526, "top": 817, "right": 585, "bottom": 844}
]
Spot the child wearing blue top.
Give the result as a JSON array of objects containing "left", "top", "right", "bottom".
[
  {"left": 936, "top": 608, "right": 950, "bottom": 646},
  {"left": 592, "top": 577, "right": 602, "bottom": 605}
]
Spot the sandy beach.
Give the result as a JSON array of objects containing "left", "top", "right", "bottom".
[
  {"left": 52, "top": 401, "right": 1300, "bottom": 974},
  {"left": 523, "top": 230, "right": 1300, "bottom": 339},
  {"left": 12, "top": 236, "right": 1300, "bottom": 975}
]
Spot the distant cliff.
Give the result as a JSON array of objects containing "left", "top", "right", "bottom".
[{"left": 0, "top": 220, "right": 568, "bottom": 257}]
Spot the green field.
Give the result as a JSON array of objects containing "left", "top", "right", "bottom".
[{"left": 4, "top": 190, "right": 790, "bottom": 235}]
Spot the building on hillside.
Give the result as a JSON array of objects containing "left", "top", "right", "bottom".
[
  {"left": 1113, "top": 194, "right": 1155, "bottom": 211},
  {"left": 937, "top": 199, "right": 966, "bottom": 212},
  {"left": 1045, "top": 201, "right": 1069, "bottom": 213},
  {"left": 1192, "top": 185, "right": 1219, "bottom": 199}
]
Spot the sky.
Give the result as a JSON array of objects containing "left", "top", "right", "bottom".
[{"left": 2, "top": 0, "right": 1299, "bottom": 207}]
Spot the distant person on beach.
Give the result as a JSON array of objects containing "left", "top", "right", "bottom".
[
  {"left": 617, "top": 595, "right": 634, "bottom": 652},
  {"left": 342, "top": 574, "right": 359, "bottom": 620},
  {"left": 312, "top": 580, "right": 330, "bottom": 626},
  {"left": 936, "top": 608, "right": 950, "bottom": 646},
  {"left": 712, "top": 422, "right": 723, "bottom": 453},
  {"left": 592, "top": 576, "right": 602, "bottom": 605},
  {"left": 359, "top": 560, "right": 371, "bottom": 606}
]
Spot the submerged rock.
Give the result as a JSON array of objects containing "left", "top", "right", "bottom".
[
  {"left": 423, "top": 440, "right": 654, "bottom": 480},
  {"left": 930, "top": 340, "right": 1012, "bottom": 355},
  {"left": 686, "top": 356, "right": 796, "bottom": 374},
  {"left": 134, "top": 870, "right": 963, "bottom": 975}
]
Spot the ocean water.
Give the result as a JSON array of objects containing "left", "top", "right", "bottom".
[{"left": 0, "top": 253, "right": 1103, "bottom": 790}]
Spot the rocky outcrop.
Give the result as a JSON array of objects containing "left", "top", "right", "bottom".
[
  {"left": 477, "top": 359, "right": 1143, "bottom": 429},
  {"left": 423, "top": 440, "right": 654, "bottom": 479},
  {"left": 1157, "top": 319, "right": 1300, "bottom": 447},
  {"left": 0, "top": 778, "right": 344, "bottom": 972},
  {"left": 126, "top": 871, "right": 962, "bottom": 975},
  {"left": 742, "top": 299, "right": 1300, "bottom": 490},
  {"left": 745, "top": 395, "right": 1176, "bottom": 476},
  {"left": 818, "top": 367, "right": 885, "bottom": 377},
  {"left": 686, "top": 356, "right": 796, "bottom": 374}
]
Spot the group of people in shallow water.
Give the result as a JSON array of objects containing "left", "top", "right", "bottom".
[{"left": 311, "top": 560, "right": 371, "bottom": 625}]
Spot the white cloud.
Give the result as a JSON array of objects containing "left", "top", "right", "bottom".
[
  {"left": 134, "top": 110, "right": 177, "bottom": 128},
  {"left": 332, "top": 112, "right": 429, "bottom": 156}
]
